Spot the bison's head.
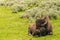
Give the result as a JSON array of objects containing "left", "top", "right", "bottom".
[
  {"left": 36, "top": 18, "right": 47, "bottom": 29},
  {"left": 35, "top": 17, "right": 48, "bottom": 36}
]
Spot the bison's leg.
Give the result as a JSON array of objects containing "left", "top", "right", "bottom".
[
  {"left": 47, "top": 28, "right": 53, "bottom": 35},
  {"left": 32, "top": 30, "right": 40, "bottom": 36},
  {"left": 47, "top": 31, "right": 53, "bottom": 35},
  {"left": 48, "top": 29, "right": 53, "bottom": 35},
  {"left": 28, "top": 28, "right": 35, "bottom": 36},
  {"left": 28, "top": 28, "right": 32, "bottom": 35},
  {"left": 35, "top": 29, "right": 41, "bottom": 37},
  {"left": 32, "top": 32, "right": 35, "bottom": 36}
]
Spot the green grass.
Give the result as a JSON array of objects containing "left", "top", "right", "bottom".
[{"left": 0, "top": 6, "right": 60, "bottom": 40}]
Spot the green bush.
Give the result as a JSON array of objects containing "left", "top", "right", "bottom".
[{"left": 0, "top": 0, "right": 60, "bottom": 19}]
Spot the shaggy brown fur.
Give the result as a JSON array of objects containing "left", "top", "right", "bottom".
[
  {"left": 28, "top": 23, "right": 40, "bottom": 36},
  {"left": 28, "top": 16, "right": 53, "bottom": 36}
]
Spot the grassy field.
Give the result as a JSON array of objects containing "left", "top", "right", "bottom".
[{"left": 0, "top": 6, "right": 60, "bottom": 40}]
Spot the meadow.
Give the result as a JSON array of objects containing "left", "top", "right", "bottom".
[
  {"left": 0, "top": 6, "right": 60, "bottom": 40},
  {"left": 0, "top": 0, "right": 60, "bottom": 40}
]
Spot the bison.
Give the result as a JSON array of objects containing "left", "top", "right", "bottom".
[{"left": 28, "top": 16, "right": 53, "bottom": 36}]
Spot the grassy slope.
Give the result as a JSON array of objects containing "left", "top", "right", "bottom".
[{"left": 0, "top": 6, "right": 60, "bottom": 40}]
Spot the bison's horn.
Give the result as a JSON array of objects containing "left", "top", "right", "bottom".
[{"left": 41, "top": 21, "right": 47, "bottom": 26}]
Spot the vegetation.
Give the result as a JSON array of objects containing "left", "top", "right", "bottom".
[
  {"left": 0, "top": 0, "right": 60, "bottom": 40},
  {"left": 0, "top": 0, "right": 60, "bottom": 19}
]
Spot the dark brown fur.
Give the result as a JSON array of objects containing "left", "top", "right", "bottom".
[{"left": 28, "top": 16, "right": 53, "bottom": 36}]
